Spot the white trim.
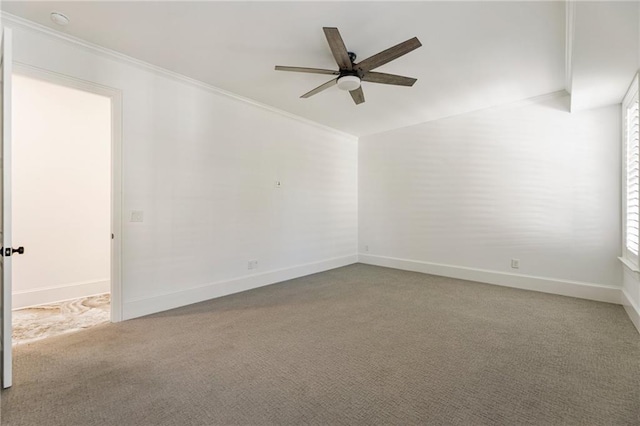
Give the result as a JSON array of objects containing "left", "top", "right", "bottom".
[
  {"left": 619, "top": 256, "right": 640, "bottom": 274},
  {"left": 621, "top": 288, "right": 640, "bottom": 334},
  {"left": 15, "top": 62, "right": 120, "bottom": 102},
  {"left": 12, "top": 280, "right": 109, "bottom": 309},
  {"left": 358, "top": 254, "right": 621, "bottom": 304},
  {"left": 565, "top": 0, "right": 575, "bottom": 94},
  {"left": 110, "top": 77, "right": 124, "bottom": 323},
  {"left": 13, "top": 63, "right": 124, "bottom": 323},
  {"left": 2, "top": 27, "right": 14, "bottom": 389},
  {"left": 0, "top": 12, "right": 357, "bottom": 142},
  {"left": 622, "top": 72, "right": 639, "bottom": 106},
  {"left": 124, "top": 255, "right": 358, "bottom": 320}
]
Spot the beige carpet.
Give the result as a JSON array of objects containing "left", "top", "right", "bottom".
[
  {"left": 2, "top": 264, "right": 639, "bottom": 425},
  {"left": 12, "top": 294, "right": 110, "bottom": 345}
]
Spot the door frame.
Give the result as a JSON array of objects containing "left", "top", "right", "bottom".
[{"left": 13, "top": 62, "right": 123, "bottom": 322}]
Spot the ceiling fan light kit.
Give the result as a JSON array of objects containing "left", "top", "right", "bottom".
[
  {"left": 275, "top": 27, "right": 422, "bottom": 105},
  {"left": 337, "top": 75, "right": 361, "bottom": 91}
]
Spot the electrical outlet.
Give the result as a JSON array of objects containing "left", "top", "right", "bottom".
[
  {"left": 130, "top": 210, "right": 144, "bottom": 223},
  {"left": 248, "top": 260, "right": 258, "bottom": 270},
  {"left": 364, "top": 245, "right": 369, "bottom": 252},
  {"left": 511, "top": 258, "right": 520, "bottom": 269}
]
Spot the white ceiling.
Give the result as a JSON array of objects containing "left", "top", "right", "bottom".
[{"left": 2, "top": 1, "right": 566, "bottom": 136}]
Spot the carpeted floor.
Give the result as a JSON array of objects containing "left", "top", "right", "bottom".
[{"left": 2, "top": 264, "right": 639, "bottom": 425}]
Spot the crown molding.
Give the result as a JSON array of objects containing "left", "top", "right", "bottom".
[{"left": 0, "top": 12, "right": 357, "bottom": 141}]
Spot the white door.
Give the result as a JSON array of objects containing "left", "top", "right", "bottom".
[{"left": 1, "top": 28, "right": 13, "bottom": 389}]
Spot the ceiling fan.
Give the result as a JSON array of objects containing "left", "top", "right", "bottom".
[{"left": 275, "top": 27, "right": 422, "bottom": 105}]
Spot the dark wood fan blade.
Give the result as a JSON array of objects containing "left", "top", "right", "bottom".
[
  {"left": 275, "top": 66, "right": 339, "bottom": 75},
  {"left": 356, "top": 37, "right": 422, "bottom": 72},
  {"left": 362, "top": 72, "right": 417, "bottom": 87},
  {"left": 349, "top": 86, "right": 365, "bottom": 105},
  {"left": 301, "top": 78, "right": 338, "bottom": 98},
  {"left": 323, "top": 27, "right": 353, "bottom": 71}
]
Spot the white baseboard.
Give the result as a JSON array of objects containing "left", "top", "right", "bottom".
[
  {"left": 358, "top": 254, "right": 621, "bottom": 304},
  {"left": 123, "top": 255, "right": 358, "bottom": 320},
  {"left": 13, "top": 279, "right": 110, "bottom": 309},
  {"left": 622, "top": 289, "right": 640, "bottom": 334}
]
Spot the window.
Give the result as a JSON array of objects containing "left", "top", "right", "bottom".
[{"left": 622, "top": 74, "right": 639, "bottom": 267}]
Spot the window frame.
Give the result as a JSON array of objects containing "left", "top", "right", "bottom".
[{"left": 621, "top": 73, "right": 639, "bottom": 270}]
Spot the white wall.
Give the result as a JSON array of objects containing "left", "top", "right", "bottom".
[
  {"left": 6, "top": 23, "right": 358, "bottom": 319},
  {"left": 359, "top": 94, "right": 622, "bottom": 303},
  {"left": 11, "top": 75, "right": 111, "bottom": 309}
]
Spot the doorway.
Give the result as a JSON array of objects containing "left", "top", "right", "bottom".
[{"left": 10, "top": 65, "right": 122, "bottom": 346}]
